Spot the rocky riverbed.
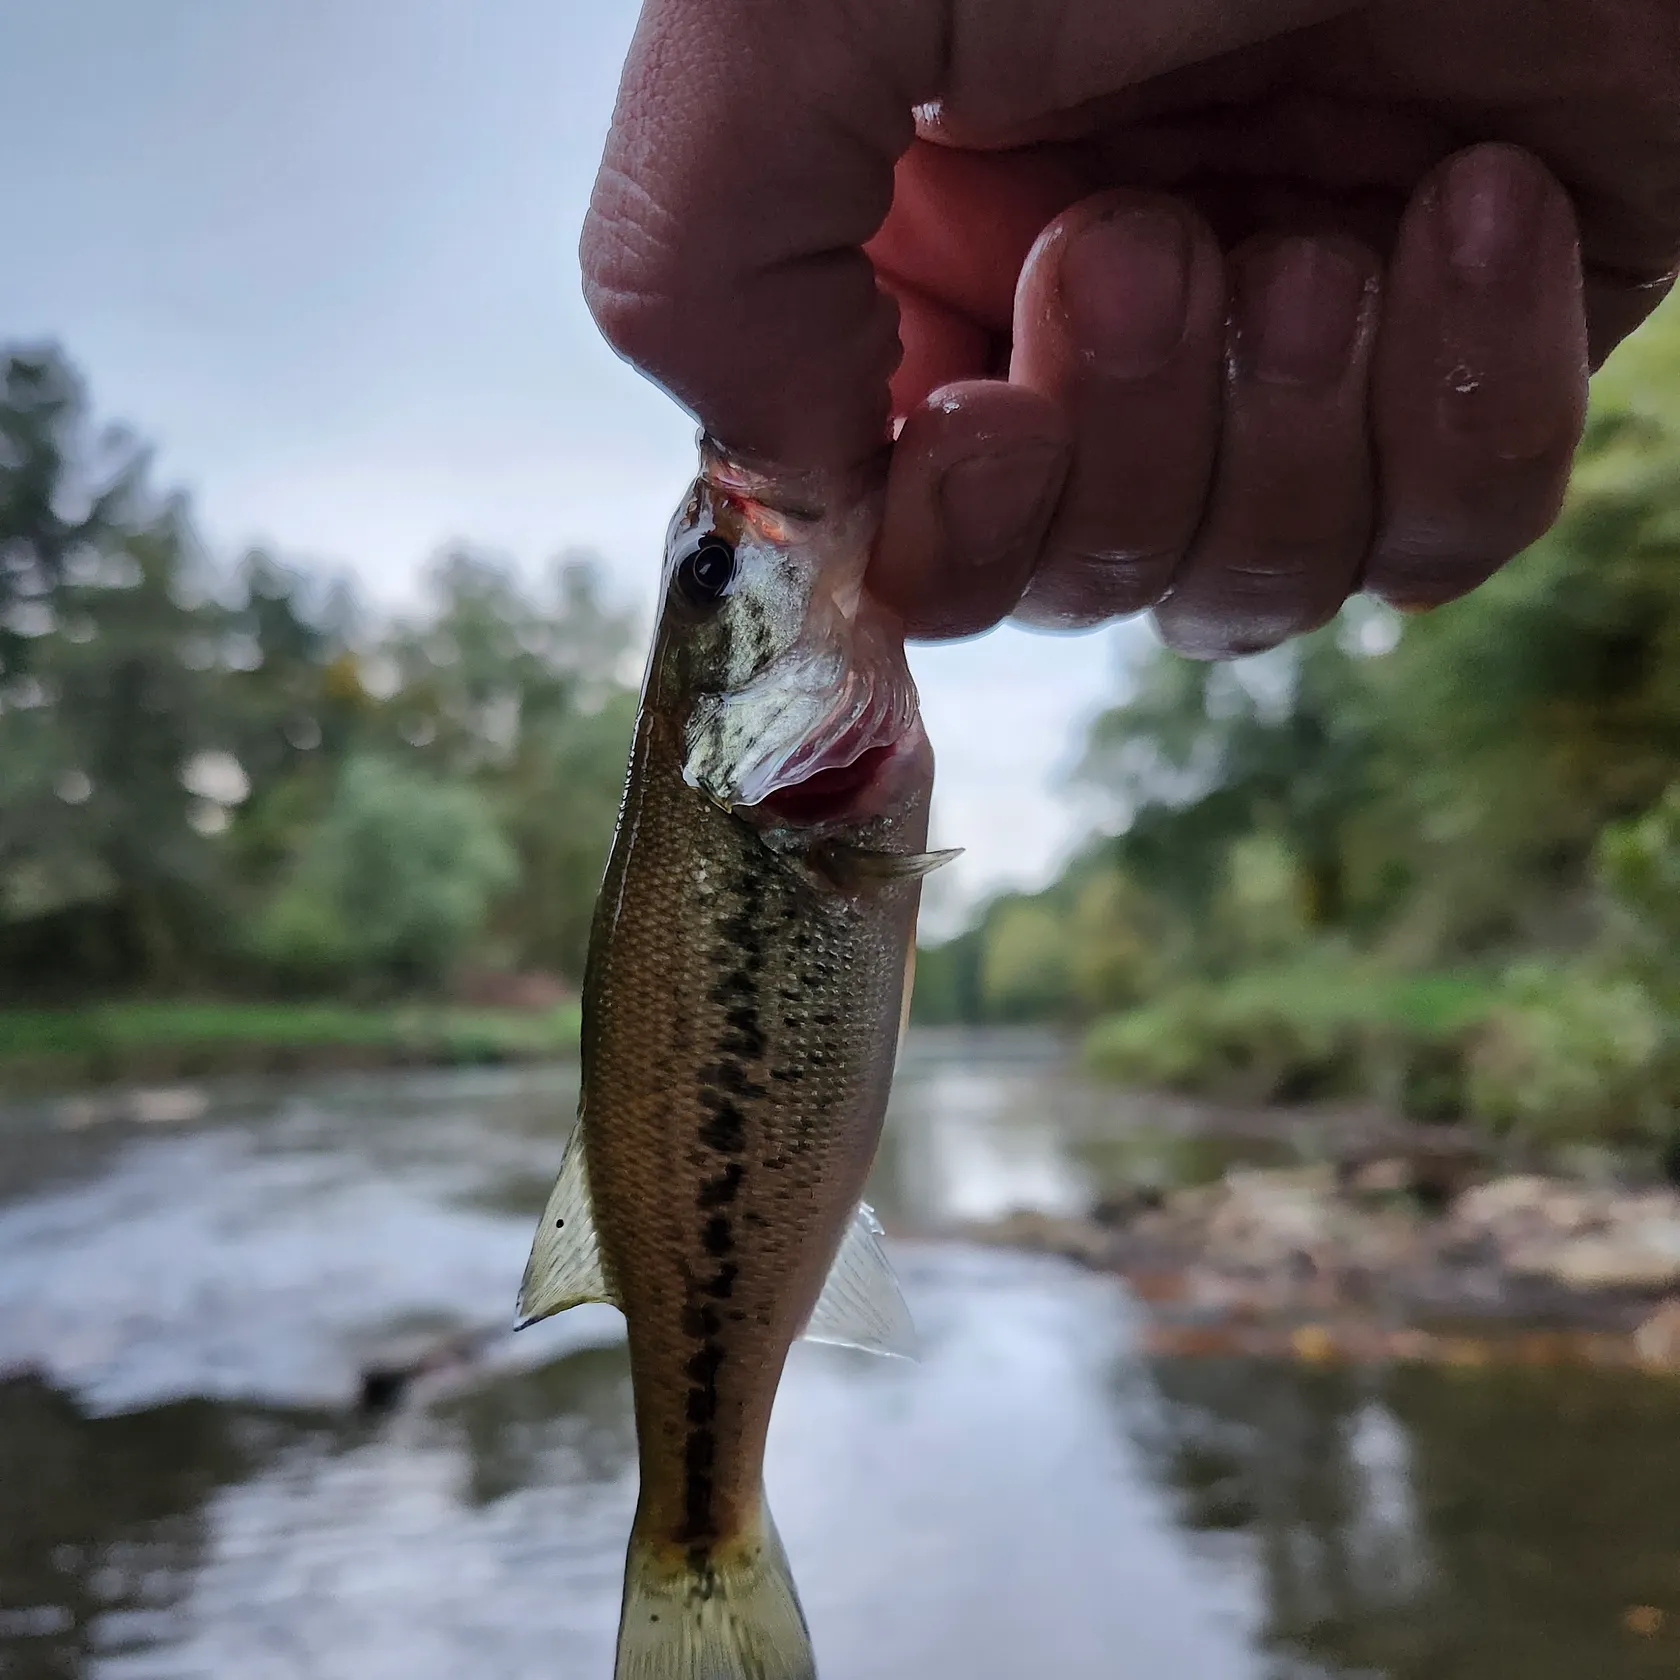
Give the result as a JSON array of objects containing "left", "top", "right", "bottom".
[{"left": 966, "top": 1154, "right": 1680, "bottom": 1373}]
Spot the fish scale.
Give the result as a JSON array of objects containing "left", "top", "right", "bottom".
[{"left": 589, "top": 707, "right": 909, "bottom": 1554}]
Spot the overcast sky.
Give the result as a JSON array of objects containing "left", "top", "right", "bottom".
[{"left": 0, "top": 0, "right": 1135, "bottom": 930}]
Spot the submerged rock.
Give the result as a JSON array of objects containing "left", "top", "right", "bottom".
[
  {"left": 1633, "top": 1300, "right": 1680, "bottom": 1370},
  {"left": 970, "top": 1160, "right": 1680, "bottom": 1355},
  {"left": 56, "top": 1085, "right": 209, "bottom": 1129}
]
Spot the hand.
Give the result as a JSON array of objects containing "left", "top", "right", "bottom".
[{"left": 582, "top": 0, "right": 1680, "bottom": 653}]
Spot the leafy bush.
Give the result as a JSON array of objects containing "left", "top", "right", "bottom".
[
  {"left": 979, "top": 900, "right": 1073, "bottom": 1021},
  {"left": 1598, "top": 782, "right": 1680, "bottom": 982},
  {"left": 252, "top": 754, "right": 516, "bottom": 991},
  {"left": 1085, "top": 968, "right": 1364, "bottom": 1104},
  {"left": 1084, "top": 961, "right": 1489, "bottom": 1112},
  {"left": 1066, "top": 870, "right": 1167, "bottom": 1015},
  {"left": 1466, "top": 962, "right": 1680, "bottom": 1145}
]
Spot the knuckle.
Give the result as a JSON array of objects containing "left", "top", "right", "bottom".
[{"left": 579, "top": 179, "right": 687, "bottom": 367}]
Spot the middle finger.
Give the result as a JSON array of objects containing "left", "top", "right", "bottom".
[{"left": 1009, "top": 190, "right": 1228, "bottom": 628}]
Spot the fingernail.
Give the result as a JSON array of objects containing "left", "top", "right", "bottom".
[
  {"left": 938, "top": 442, "right": 1064, "bottom": 569},
  {"left": 1441, "top": 147, "right": 1544, "bottom": 280},
  {"left": 1236, "top": 239, "right": 1367, "bottom": 387},
  {"left": 1062, "top": 208, "right": 1190, "bottom": 376}
]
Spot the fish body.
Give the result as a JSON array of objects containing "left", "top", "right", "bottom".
[{"left": 518, "top": 442, "right": 955, "bottom": 1680}]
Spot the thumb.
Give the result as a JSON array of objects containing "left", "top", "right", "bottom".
[{"left": 581, "top": 0, "right": 943, "bottom": 469}]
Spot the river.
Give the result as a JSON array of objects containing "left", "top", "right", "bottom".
[{"left": 2, "top": 1030, "right": 1677, "bottom": 1678}]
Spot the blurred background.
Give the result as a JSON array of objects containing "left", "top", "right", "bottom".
[{"left": 4, "top": 5, "right": 1680, "bottom": 1679}]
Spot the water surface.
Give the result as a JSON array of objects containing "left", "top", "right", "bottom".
[{"left": 2, "top": 1032, "right": 1678, "bottom": 1678}]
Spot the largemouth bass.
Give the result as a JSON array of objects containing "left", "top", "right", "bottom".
[{"left": 516, "top": 440, "right": 956, "bottom": 1680}]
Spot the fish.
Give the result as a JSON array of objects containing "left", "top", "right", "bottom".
[{"left": 515, "top": 438, "right": 958, "bottom": 1680}]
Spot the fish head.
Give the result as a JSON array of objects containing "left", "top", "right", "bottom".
[{"left": 650, "top": 438, "right": 930, "bottom": 842}]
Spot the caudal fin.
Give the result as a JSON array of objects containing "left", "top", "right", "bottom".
[{"left": 615, "top": 1510, "right": 814, "bottom": 1680}]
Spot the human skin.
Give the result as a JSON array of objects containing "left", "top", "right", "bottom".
[{"left": 581, "top": 0, "right": 1680, "bottom": 655}]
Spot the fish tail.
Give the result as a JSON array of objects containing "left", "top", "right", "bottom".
[{"left": 615, "top": 1505, "right": 815, "bottom": 1680}]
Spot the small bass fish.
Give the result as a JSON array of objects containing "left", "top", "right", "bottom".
[{"left": 517, "top": 441, "right": 956, "bottom": 1680}]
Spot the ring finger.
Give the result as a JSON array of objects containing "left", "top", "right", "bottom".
[{"left": 1154, "top": 234, "right": 1382, "bottom": 657}]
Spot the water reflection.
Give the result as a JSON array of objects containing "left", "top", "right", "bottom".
[
  {"left": 0, "top": 1375, "right": 326, "bottom": 1679},
  {"left": 1, "top": 1037, "right": 1678, "bottom": 1678},
  {"left": 876, "top": 1035, "right": 1095, "bottom": 1225},
  {"left": 1125, "top": 1354, "right": 1680, "bottom": 1678}
]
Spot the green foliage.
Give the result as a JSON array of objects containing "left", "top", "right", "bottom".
[
  {"left": 1466, "top": 963, "right": 1680, "bottom": 1146},
  {"left": 253, "top": 755, "right": 517, "bottom": 990},
  {"left": 0, "top": 998, "right": 580, "bottom": 1091},
  {"left": 945, "top": 298, "right": 1680, "bottom": 1147},
  {"left": 377, "top": 549, "right": 637, "bottom": 981},
  {"left": 1596, "top": 782, "right": 1680, "bottom": 976},
  {"left": 0, "top": 349, "right": 233, "bottom": 991},
  {"left": 908, "top": 927, "right": 983, "bottom": 1025},
  {"left": 1065, "top": 870, "right": 1163, "bottom": 1014},
  {"left": 0, "top": 342, "right": 638, "bottom": 1006},
  {"left": 980, "top": 900, "right": 1073, "bottom": 1020},
  {"left": 1084, "top": 963, "right": 1490, "bottom": 1110}
]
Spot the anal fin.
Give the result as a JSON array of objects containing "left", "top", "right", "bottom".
[
  {"left": 515, "top": 1122, "right": 618, "bottom": 1329},
  {"left": 799, "top": 1200, "right": 916, "bottom": 1359}
]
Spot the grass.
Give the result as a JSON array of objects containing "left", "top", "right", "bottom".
[{"left": 0, "top": 998, "right": 582, "bottom": 1094}]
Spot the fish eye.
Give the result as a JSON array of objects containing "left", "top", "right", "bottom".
[{"left": 675, "top": 536, "right": 738, "bottom": 609}]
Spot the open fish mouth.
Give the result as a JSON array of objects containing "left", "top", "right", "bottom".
[
  {"left": 743, "top": 659, "right": 917, "bottom": 827},
  {"left": 754, "top": 740, "right": 904, "bottom": 826},
  {"left": 682, "top": 632, "right": 920, "bottom": 827}
]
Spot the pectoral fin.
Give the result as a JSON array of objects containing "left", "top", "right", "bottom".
[
  {"left": 812, "top": 844, "right": 962, "bottom": 892},
  {"left": 800, "top": 1201, "right": 917, "bottom": 1359},
  {"left": 515, "top": 1121, "right": 618, "bottom": 1329}
]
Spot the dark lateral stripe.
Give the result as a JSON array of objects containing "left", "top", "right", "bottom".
[
  {"left": 696, "top": 1062, "right": 769, "bottom": 1099},
  {"left": 677, "top": 861, "right": 780, "bottom": 1546},
  {"left": 680, "top": 1338, "right": 727, "bottom": 1539},
  {"left": 697, "top": 1161, "right": 744, "bottom": 1208},
  {"left": 697, "top": 1100, "right": 746, "bottom": 1154},
  {"left": 682, "top": 1303, "right": 722, "bottom": 1338}
]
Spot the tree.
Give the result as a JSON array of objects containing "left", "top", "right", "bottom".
[
  {"left": 253, "top": 754, "right": 517, "bottom": 993},
  {"left": 0, "top": 342, "right": 643, "bottom": 1001},
  {"left": 379, "top": 548, "right": 638, "bottom": 980},
  {"left": 0, "top": 346, "right": 234, "bottom": 994}
]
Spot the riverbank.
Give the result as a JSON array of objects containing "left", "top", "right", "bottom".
[
  {"left": 1075, "top": 957, "right": 1680, "bottom": 1157},
  {"left": 966, "top": 1149, "right": 1680, "bottom": 1372},
  {"left": 0, "top": 999, "right": 581, "bottom": 1095}
]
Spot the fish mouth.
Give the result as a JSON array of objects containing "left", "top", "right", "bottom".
[
  {"left": 753, "top": 740, "right": 903, "bottom": 827},
  {"left": 684, "top": 628, "right": 920, "bottom": 825},
  {"left": 734, "top": 664, "right": 918, "bottom": 828}
]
